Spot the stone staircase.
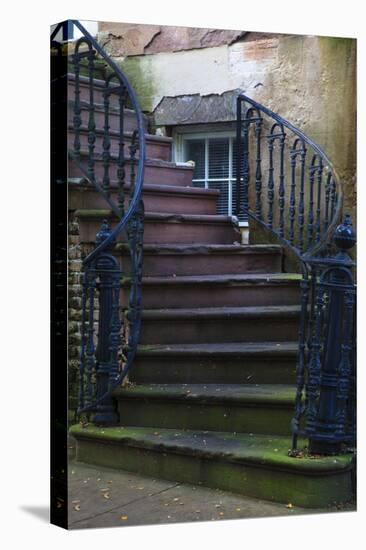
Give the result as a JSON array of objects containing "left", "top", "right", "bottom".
[{"left": 69, "top": 75, "right": 355, "bottom": 509}]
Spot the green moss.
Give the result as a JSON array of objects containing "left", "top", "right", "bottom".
[
  {"left": 69, "top": 425, "right": 354, "bottom": 507},
  {"left": 119, "top": 56, "right": 156, "bottom": 113}
]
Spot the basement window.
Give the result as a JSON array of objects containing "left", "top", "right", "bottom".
[{"left": 174, "top": 130, "right": 244, "bottom": 219}]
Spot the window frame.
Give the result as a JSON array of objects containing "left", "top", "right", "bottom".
[{"left": 173, "top": 127, "right": 247, "bottom": 224}]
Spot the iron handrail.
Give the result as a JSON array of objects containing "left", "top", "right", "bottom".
[
  {"left": 236, "top": 93, "right": 343, "bottom": 261},
  {"left": 68, "top": 20, "right": 146, "bottom": 265},
  {"left": 235, "top": 95, "right": 355, "bottom": 455},
  {"left": 51, "top": 20, "right": 146, "bottom": 420}
]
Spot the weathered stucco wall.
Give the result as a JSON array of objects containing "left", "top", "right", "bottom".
[{"left": 97, "top": 23, "right": 356, "bottom": 222}]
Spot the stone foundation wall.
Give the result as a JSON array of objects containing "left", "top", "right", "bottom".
[{"left": 68, "top": 213, "right": 83, "bottom": 417}]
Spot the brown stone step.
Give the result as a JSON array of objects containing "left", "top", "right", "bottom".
[
  {"left": 132, "top": 342, "right": 298, "bottom": 385},
  {"left": 139, "top": 306, "right": 300, "bottom": 344},
  {"left": 68, "top": 124, "right": 172, "bottom": 161},
  {"left": 69, "top": 180, "right": 219, "bottom": 215},
  {"left": 113, "top": 383, "right": 296, "bottom": 436},
  {"left": 68, "top": 98, "right": 141, "bottom": 134},
  {"left": 69, "top": 151, "right": 194, "bottom": 187},
  {"left": 70, "top": 424, "right": 354, "bottom": 508},
  {"left": 75, "top": 210, "right": 241, "bottom": 245},
  {"left": 116, "top": 243, "right": 283, "bottom": 276},
  {"left": 122, "top": 273, "right": 301, "bottom": 309}
]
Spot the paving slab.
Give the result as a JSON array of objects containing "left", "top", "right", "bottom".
[{"left": 68, "top": 459, "right": 354, "bottom": 530}]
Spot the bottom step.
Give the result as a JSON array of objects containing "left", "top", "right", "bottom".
[{"left": 70, "top": 425, "right": 355, "bottom": 508}]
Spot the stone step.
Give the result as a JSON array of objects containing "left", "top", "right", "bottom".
[
  {"left": 67, "top": 73, "right": 148, "bottom": 125},
  {"left": 69, "top": 180, "right": 219, "bottom": 215},
  {"left": 68, "top": 124, "right": 172, "bottom": 161},
  {"left": 68, "top": 99, "right": 143, "bottom": 135},
  {"left": 140, "top": 306, "right": 300, "bottom": 344},
  {"left": 116, "top": 243, "right": 283, "bottom": 276},
  {"left": 69, "top": 151, "right": 194, "bottom": 187},
  {"left": 69, "top": 424, "right": 354, "bottom": 508},
  {"left": 75, "top": 210, "right": 241, "bottom": 245},
  {"left": 122, "top": 273, "right": 301, "bottom": 309},
  {"left": 114, "top": 383, "right": 296, "bottom": 436},
  {"left": 131, "top": 341, "right": 298, "bottom": 384}
]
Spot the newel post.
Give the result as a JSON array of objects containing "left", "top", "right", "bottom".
[
  {"left": 307, "top": 215, "right": 356, "bottom": 455},
  {"left": 93, "top": 220, "right": 122, "bottom": 425}
]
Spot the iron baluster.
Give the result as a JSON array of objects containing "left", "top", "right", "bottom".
[
  {"left": 87, "top": 48, "right": 96, "bottom": 181},
  {"left": 267, "top": 134, "right": 275, "bottom": 229},
  {"left": 324, "top": 172, "right": 332, "bottom": 231},
  {"left": 102, "top": 82, "right": 111, "bottom": 193},
  {"left": 298, "top": 142, "right": 307, "bottom": 253},
  {"left": 289, "top": 140, "right": 299, "bottom": 244},
  {"left": 330, "top": 178, "right": 337, "bottom": 221},
  {"left": 315, "top": 157, "right": 323, "bottom": 242},
  {"left": 117, "top": 84, "right": 127, "bottom": 215},
  {"left": 129, "top": 130, "right": 139, "bottom": 202},
  {"left": 254, "top": 116, "right": 263, "bottom": 219},
  {"left": 307, "top": 159, "right": 316, "bottom": 248},
  {"left": 278, "top": 128, "right": 286, "bottom": 238}
]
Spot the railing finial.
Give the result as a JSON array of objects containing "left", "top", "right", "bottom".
[
  {"left": 334, "top": 214, "right": 356, "bottom": 252},
  {"left": 96, "top": 219, "right": 115, "bottom": 247}
]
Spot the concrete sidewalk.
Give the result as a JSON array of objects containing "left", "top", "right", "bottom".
[{"left": 68, "top": 459, "right": 353, "bottom": 530}]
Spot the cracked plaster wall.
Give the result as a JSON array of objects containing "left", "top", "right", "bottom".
[{"left": 97, "top": 23, "right": 356, "bottom": 223}]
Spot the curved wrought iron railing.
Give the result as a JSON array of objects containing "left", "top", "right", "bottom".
[
  {"left": 51, "top": 20, "right": 145, "bottom": 424},
  {"left": 236, "top": 94, "right": 356, "bottom": 455}
]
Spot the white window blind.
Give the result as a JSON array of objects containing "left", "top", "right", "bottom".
[{"left": 184, "top": 136, "right": 241, "bottom": 216}]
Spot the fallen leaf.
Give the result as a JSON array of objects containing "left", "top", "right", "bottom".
[{"left": 120, "top": 515, "right": 128, "bottom": 521}]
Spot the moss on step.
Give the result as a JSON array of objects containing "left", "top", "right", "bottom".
[{"left": 69, "top": 425, "right": 355, "bottom": 508}]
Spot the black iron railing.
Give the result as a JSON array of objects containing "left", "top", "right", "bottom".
[
  {"left": 51, "top": 20, "right": 145, "bottom": 424},
  {"left": 236, "top": 94, "right": 356, "bottom": 455}
]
